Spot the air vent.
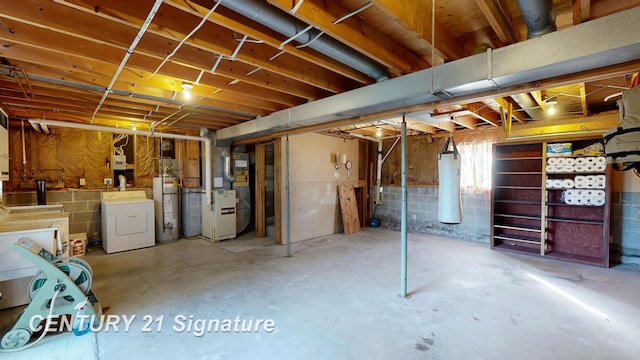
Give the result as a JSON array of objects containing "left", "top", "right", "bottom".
[{"left": 432, "top": 90, "right": 453, "bottom": 99}]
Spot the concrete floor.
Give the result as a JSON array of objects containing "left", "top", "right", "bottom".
[{"left": 2, "top": 227, "right": 640, "bottom": 359}]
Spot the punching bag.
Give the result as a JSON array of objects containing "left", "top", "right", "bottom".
[{"left": 438, "top": 136, "right": 462, "bottom": 224}]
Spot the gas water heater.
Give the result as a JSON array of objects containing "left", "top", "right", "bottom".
[{"left": 153, "top": 176, "right": 179, "bottom": 243}]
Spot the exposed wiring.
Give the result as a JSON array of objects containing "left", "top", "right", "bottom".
[
  {"left": 0, "top": 288, "right": 61, "bottom": 352},
  {"left": 113, "top": 134, "right": 129, "bottom": 157}
]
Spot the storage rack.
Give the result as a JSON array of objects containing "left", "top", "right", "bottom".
[{"left": 491, "top": 139, "right": 611, "bottom": 267}]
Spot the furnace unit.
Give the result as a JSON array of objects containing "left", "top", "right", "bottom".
[{"left": 202, "top": 189, "right": 236, "bottom": 242}]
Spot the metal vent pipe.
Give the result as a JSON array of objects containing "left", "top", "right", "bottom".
[
  {"left": 516, "top": 0, "right": 556, "bottom": 38},
  {"left": 212, "top": 0, "right": 388, "bottom": 81}
]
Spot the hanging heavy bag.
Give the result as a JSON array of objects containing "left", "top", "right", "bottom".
[
  {"left": 438, "top": 136, "right": 462, "bottom": 224},
  {"left": 603, "top": 86, "right": 640, "bottom": 172}
]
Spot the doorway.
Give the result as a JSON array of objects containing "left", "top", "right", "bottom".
[{"left": 255, "top": 141, "right": 281, "bottom": 243}]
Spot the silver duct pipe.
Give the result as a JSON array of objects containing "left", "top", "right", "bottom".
[
  {"left": 212, "top": 0, "right": 388, "bottom": 81},
  {"left": 510, "top": 93, "right": 546, "bottom": 121},
  {"left": 516, "top": 0, "right": 556, "bottom": 39}
]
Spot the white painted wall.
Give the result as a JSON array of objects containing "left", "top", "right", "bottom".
[{"left": 279, "top": 133, "right": 359, "bottom": 243}]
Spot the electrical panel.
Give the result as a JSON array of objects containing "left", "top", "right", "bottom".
[
  {"left": 112, "top": 154, "right": 127, "bottom": 170},
  {"left": 232, "top": 153, "right": 249, "bottom": 187}
]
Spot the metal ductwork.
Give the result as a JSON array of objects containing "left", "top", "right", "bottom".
[
  {"left": 210, "top": 0, "right": 388, "bottom": 81},
  {"left": 510, "top": 93, "right": 546, "bottom": 121},
  {"left": 217, "top": 7, "right": 640, "bottom": 142},
  {"left": 516, "top": 0, "right": 556, "bottom": 39}
]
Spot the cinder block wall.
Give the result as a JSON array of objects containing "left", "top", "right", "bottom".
[
  {"left": 3, "top": 189, "right": 152, "bottom": 241},
  {"left": 374, "top": 186, "right": 491, "bottom": 243},
  {"left": 611, "top": 192, "right": 640, "bottom": 265}
]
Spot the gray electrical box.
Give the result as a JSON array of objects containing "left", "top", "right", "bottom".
[{"left": 112, "top": 155, "right": 127, "bottom": 170}]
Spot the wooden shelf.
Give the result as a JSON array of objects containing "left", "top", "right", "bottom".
[
  {"left": 546, "top": 202, "right": 605, "bottom": 207},
  {"left": 495, "top": 171, "right": 543, "bottom": 175},
  {"left": 496, "top": 156, "right": 543, "bottom": 161},
  {"left": 491, "top": 139, "right": 611, "bottom": 267},
  {"left": 493, "top": 234, "right": 541, "bottom": 244},
  {"left": 494, "top": 223, "right": 541, "bottom": 232},
  {"left": 494, "top": 199, "right": 541, "bottom": 205},
  {"left": 495, "top": 186, "right": 542, "bottom": 190},
  {"left": 546, "top": 216, "right": 604, "bottom": 225},
  {"left": 494, "top": 213, "right": 541, "bottom": 220}
]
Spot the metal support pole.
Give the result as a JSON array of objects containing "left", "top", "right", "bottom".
[
  {"left": 285, "top": 134, "right": 291, "bottom": 257},
  {"left": 400, "top": 116, "right": 408, "bottom": 298}
]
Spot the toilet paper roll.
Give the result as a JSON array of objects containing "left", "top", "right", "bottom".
[
  {"left": 596, "top": 156, "right": 607, "bottom": 164},
  {"left": 556, "top": 158, "right": 565, "bottom": 165},
  {"left": 585, "top": 164, "right": 595, "bottom": 172},
  {"left": 586, "top": 157, "right": 596, "bottom": 164},
  {"left": 595, "top": 164, "right": 606, "bottom": 172},
  {"left": 565, "top": 158, "right": 576, "bottom": 166},
  {"left": 576, "top": 158, "right": 586, "bottom": 165},
  {"left": 548, "top": 157, "right": 558, "bottom": 165},
  {"left": 546, "top": 179, "right": 554, "bottom": 188},
  {"left": 574, "top": 164, "right": 585, "bottom": 172},
  {"left": 595, "top": 175, "right": 606, "bottom": 182},
  {"left": 563, "top": 179, "right": 575, "bottom": 188},
  {"left": 552, "top": 179, "right": 564, "bottom": 188},
  {"left": 594, "top": 190, "right": 606, "bottom": 199},
  {"left": 564, "top": 165, "right": 575, "bottom": 173},
  {"left": 545, "top": 165, "right": 554, "bottom": 173}
]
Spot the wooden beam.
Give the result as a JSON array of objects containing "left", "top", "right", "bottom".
[
  {"left": 475, "top": 0, "right": 517, "bottom": 44},
  {"left": 432, "top": 121, "right": 455, "bottom": 132},
  {"left": 494, "top": 97, "right": 526, "bottom": 123},
  {"left": 406, "top": 120, "right": 437, "bottom": 134},
  {"left": 2, "top": 0, "right": 360, "bottom": 98},
  {"left": 371, "top": 0, "right": 464, "bottom": 62},
  {"left": 572, "top": 0, "right": 591, "bottom": 24},
  {"left": 268, "top": 0, "right": 429, "bottom": 76},
  {"left": 579, "top": 83, "right": 588, "bottom": 116},
  {"left": 504, "top": 112, "right": 619, "bottom": 141},
  {"left": 179, "top": 0, "right": 373, "bottom": 84},
  {"left": 452, "top": 115, "right": 477, "bottom": 130}
]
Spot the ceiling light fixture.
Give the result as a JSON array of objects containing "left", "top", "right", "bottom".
[
  {"left": 543, "top": 95, "right": 558, "bottom": 115},
  {"left": 181, "top": 82, "right": 193, "bottom": 100}
]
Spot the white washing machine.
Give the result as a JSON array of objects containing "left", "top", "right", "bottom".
[{"left": 101, "top": 191, "right": 155, "bottom": 254}]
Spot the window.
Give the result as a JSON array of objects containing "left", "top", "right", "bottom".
[{"left": 459, "top": 139, "right": 494, "bottom": 193}]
